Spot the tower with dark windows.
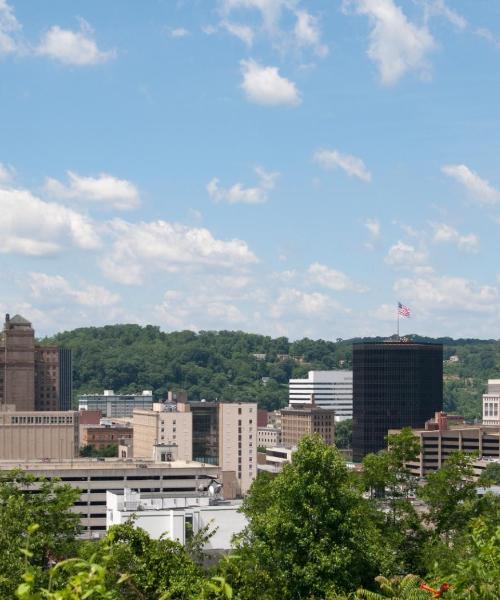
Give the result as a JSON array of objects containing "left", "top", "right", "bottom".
[{"left": 352, "top": 340, "right": 443, "bottom": 462}]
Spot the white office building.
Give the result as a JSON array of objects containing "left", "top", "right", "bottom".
[
  {"left": 106, "top": 488, "right": 247, "bottom": 550},
  {"left": 79, "top": 390, "right": 153, "bottom": 418},
  {"left": 483, "top": 380, "right": 500, "bottom": 426},
  {"left": 288, "top": 370, "right": 353, "bottom": 420}
]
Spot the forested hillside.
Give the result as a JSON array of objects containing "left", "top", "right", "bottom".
[{"left": 43, "top": 325, "right": 500, "bottom": 419}]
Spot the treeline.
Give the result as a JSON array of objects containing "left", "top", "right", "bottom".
[
  {"left": 3, "top": 435, "right": 500, "bottom": 599},
  {"left": 43, "top": 325, "right": 500, "bottom": 418}
]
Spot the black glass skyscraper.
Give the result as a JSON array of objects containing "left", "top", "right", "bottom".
[
  {"left": 58, "top": 348, "right": 73, "bottom": 411},
  {"left": 352, "top": 341, "right": 443, "bottom": 462}
]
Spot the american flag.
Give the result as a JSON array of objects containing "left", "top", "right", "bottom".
[{"left": 398, "top": 302, "right": 411, "bottom": 318}]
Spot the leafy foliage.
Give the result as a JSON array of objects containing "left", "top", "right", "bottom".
[
  {"left": 0, "top": 471, "right": 81, "bottom": 598},
  {"left": 43, "top": 325, "right": 499, "bottom": 417}
]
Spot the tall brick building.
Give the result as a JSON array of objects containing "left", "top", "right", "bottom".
[{"left": 0, "top": 314, "right": 72, "bottom": 411}]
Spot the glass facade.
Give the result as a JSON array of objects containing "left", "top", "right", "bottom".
[
  {"left": 190, "top": 403, "right": 219, "bottom": 465},
  {"left": 352, "top": 342, "right": 443, "bottom": 462}
]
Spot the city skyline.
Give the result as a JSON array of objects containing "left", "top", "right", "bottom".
[{"left": 1, "top": 1, "right": 500, "bottom": 339}]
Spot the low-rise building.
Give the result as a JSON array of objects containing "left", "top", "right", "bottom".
[
  {"left": 0, "top": 457, "right": 219, "bottom": 538},
  {"left": 79, "top": 390, "right": 153, "bottom": 418},
  {"left": 106, "top": 488, "right": 247, "bottom": 551},
  {"left": 257, "top": 426, "right": 281, "bottom": 448},
  {"left": 81, "top": 424, "right": 133, "bottom": 450},
  {"left": 281, "top": 402, "right": 335, "bottom": 448},
  {"left": 393, "top": 412, "right": 500, "bottom": 477},
  {"left": 0, "top": 408, "right": 79, "bottom": 460},
  {"left": 261, "top": 446, "right": 294, "bottom": 472}
]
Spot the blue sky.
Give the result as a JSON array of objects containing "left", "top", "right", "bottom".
[{"left": 1, "top": 0, "right": 500, "bottom": 339}]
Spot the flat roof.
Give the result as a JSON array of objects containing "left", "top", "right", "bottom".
[{"left": 0, "top": 458, "right": 218, "bottom": 471}]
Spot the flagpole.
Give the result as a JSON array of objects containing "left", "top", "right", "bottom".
[{"left": 397, "top": 303, "right": 400, "bottom": 339}]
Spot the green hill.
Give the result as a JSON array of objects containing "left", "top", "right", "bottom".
[{"left": 43, "top": 325, "right": 500, "bottom": 419}]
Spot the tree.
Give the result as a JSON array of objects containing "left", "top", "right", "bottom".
[
  {"left": 418, "top": 452, "right": 478, "bottom": 539},
  {"left": 335, "top": 419, "right": 352, "bottom": 450},
  {"left": 228, "top": 435, "right": 392, "bottom": 600},
  {"left": 478, "top": 461, "right": 500, "bottom": 485},
  {"left": 0, "top": 471, "right": 81, "bottom": 598}
]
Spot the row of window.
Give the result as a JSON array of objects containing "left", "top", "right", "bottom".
[{"left": 10, "top": 415, "right": 73, "bottom": 424}]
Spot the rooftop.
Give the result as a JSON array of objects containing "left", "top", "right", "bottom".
[{"left": 0, "top": 458, "right": 218, "bottom": 471}]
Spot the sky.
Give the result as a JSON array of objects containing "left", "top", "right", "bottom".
[{"left": 1, "top": 0, "right": 500, "bottom": 340}]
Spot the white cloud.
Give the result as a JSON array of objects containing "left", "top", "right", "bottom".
[
  {"left": 29, "top": 272, "right": 119, "bottom": 307},
  {"left": 207, "top": 166, "right": 279, "bottom": 204},
  {"left": 394, "top": 272, "right": 498, "bottom": 314},
  {"left": 168, "top": 27, "right": 189, "bottom": 38},
  {"left": 0, "top": 187, "right": 100, "bottom": 256},
  {"left": 0, "top": 0, "right": 21, "bottom": 56},
  {"left": 442, "top": 164, "right": 500, "bottom": 204},
  {"left": 220, "top": 1, "right": 328, "bottom": 58},
  {"left": 45, "top": 171, "right": 140, "bottom": 210},
  {"left": 240, "top": 59, "right": 301, "bottom": 106},
  {"left": 420, "top": 0, "right": 466, "bottom": 30},
  {"left": 294, "top": 9, "right": 328, "bottom": 57},
  {"left": 308, "top": 262, "right": 368, "bottom": 292},
  {"left": 271, "top": 288, "right": 340, "bottom": 319},
  {"left": 431, "top": 223, "right": 479, "bottom": 253},
  {"left": 314, "top": 148, "right": 372, "bottom": 182},
  {"left": 221, "top": 20, "right": 254, "bottom": 45},
  {"left": 101, "top": 219, "right": 258, "bottom": 285},
  {"left": 343, "top": 0, "right": 435, "bottom": 84},
  {"left": 365, "top": 218, "right": 380, "bottom": 237},
  {"left": 385, "top": 241, "right": 428, "bottom": 267},
  {"left": 220, "top": 0, "right": 288, "bottom": 34},
  {"left": 0, "top": 162, "right": 15, "bottom": 183},
  {"left": 475, "top": 28, "right": 500, "bottom": 50},
  {"left": 37, "top": 19, "right": 116, "bottom": 65}
]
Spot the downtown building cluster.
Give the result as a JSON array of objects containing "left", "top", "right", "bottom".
[{"left": 2, "top": 313, "right": 500, "bottom": 541}]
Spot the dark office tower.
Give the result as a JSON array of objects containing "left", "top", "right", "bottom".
[
  {"left": 58, "top": 348, "right": 73, "bottom": 410},
  {"left": 352, "top": 341, "right": 443, "bottom": 462}
]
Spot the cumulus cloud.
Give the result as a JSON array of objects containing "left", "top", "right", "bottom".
[
  {"left": 394, "top": 272, "right": 498, "bottom": 314},
  {"left": 101, "top": 219, "right": 258, "bottom": 285},
  {"left": 475, "top": 27, "right": 500, "bottom": 50},
  {"left": 385, "top": 241, "right": 428, "bottom": 267},
  {"left": 37, "top": 19, "right": 116, "bottom": 65},
  {"left": 45, "top": 171, "right": 140, "bottom": 210},
  {"left": 343, "top": 0, "right": 435, "bottom": 84},
  {"left": 240, "top": 59, "right": 301, "bottom": 106},
  {"left": 442, "top": 164, "right": 500, "bottom": 204},
  {"left": 0, "top": 187, "right": 100, "bottom": 256},
  {"left": 29, "top": 272, "right": 119, "bottom": 307},
  {"left": 431, "top": 223, "right": 479, "bottom": 253},
  {"left": 314, "top": 148, "right": 372, "bottom": 182},
  {"left": 207, "top": 166, "right": 279, "bottom": 204},
  {"left": 270, "top": 288, "right": 340, "bottom": 319},
  {"left": 308, "top": 262, "right": 368, "bottom": 292}
]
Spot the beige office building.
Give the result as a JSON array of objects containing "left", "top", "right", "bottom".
[
  {"left": 0, "top": 458, "right": 219, "bottom": 538},
  {"left": 393, "top": 412, "right": 500, "bottom": 477},
  {"left": 134, "top": 403, "right": 193, "bottom": 461},
  {"left": 0, "top": 409, "right": 79, "bottom": 460},
  {"left": 281, "top": 405, "right": 335, "bottom": 448}
]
